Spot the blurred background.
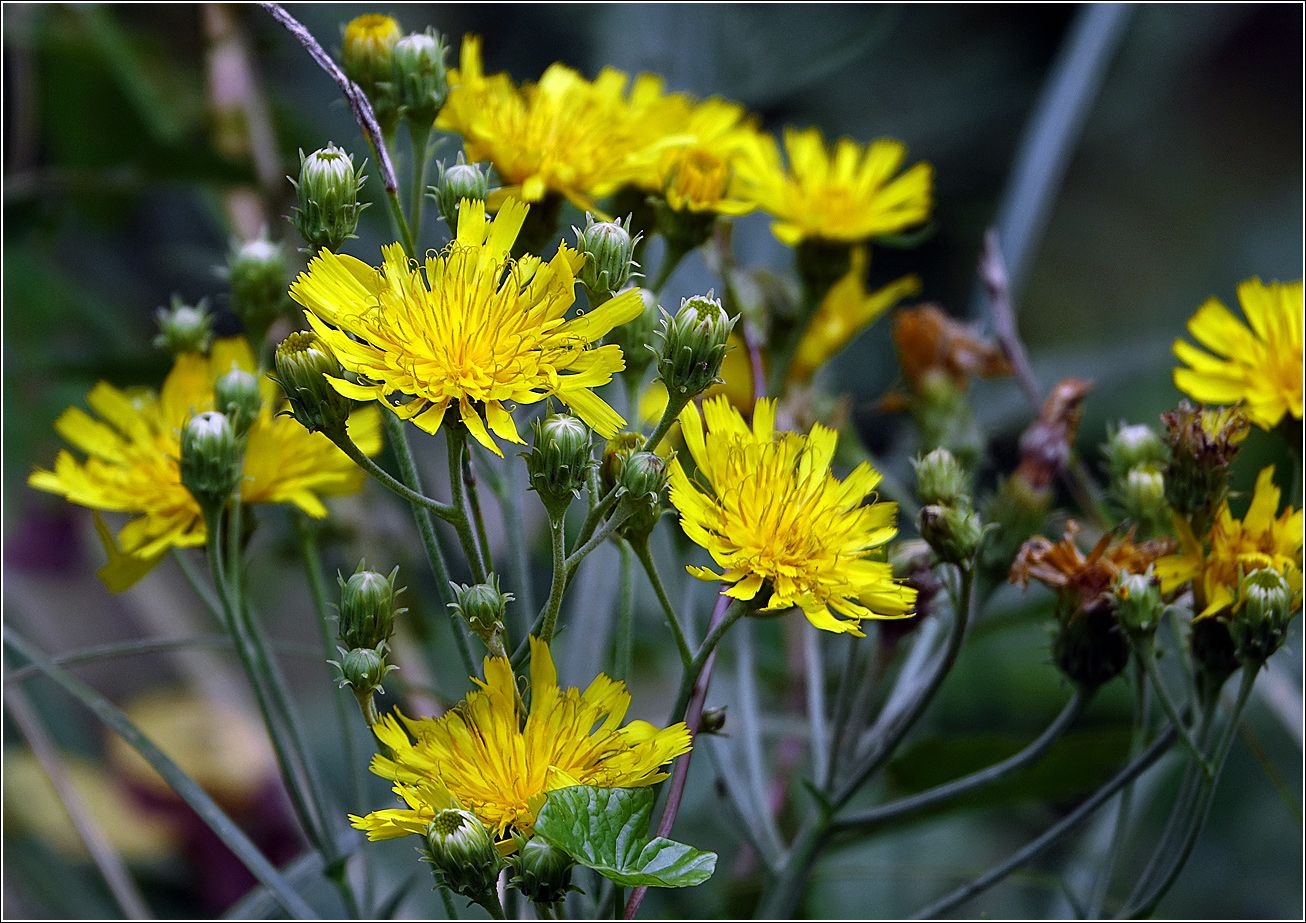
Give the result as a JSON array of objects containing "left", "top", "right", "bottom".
[{"left": 4, "top": 3, "right": 1301, "bottom": 918}]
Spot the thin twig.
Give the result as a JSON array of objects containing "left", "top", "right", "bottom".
[
  {"left": 259, "top": 3, "right": 397, "bottom": 193},
  {"left": 980, "top": 228, "right": 1042, "bottom": 410}
]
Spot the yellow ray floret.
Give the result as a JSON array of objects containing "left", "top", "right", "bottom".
[
  {"left": 738, "top": 125, "right": 934, "bottom": 246},
  {"left": 289, "top": 198, "right": 644, "bottom": 456},
  {"left": 1172, "top": 277, "right": 1304, "bottom": 431},
  {"left": 349, "top": 637, "right": 691, "bottom": 844},
  {"left": 28, "top": 338, "right": 382, "bottom": 592},
  {"left": 1156, "top": 465, "right": 1304, "bottom": 618},
  {"left": 667, "top": 395, "right": 916, "bottom": 635}
]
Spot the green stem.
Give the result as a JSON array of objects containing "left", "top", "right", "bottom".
[
  {"left": 613, "top": 540, "right": 635, "bottom": 682},
  {"left": 364, "top": 133, "right": 417, "bottom": 259},
  {"left": 446, "top": 424, "right": 488, "bottom": 583},
  {"left": 462, "top": 445, "right": 495, "bottom": 578},
  {"left": 381, "top": 413, "right": 476, "bottom": 677},
  {"left": 539, "top": 513, "right": 568, "bottom": 644},
  {"left": 630, "top": 536, "right": 693, "bottom": 666},
  {"left": 908, "top": 723, "right": 1181, "bottom": 920},
  {"left": 667, "top": 596, "right": 749, "bottom": 725},
  {"left": 642, "top": 391, "right": 692, "bottom": 455},
  {"left": 408, "top": 121, "right": 432, "bottom": 245},
  {"left": 571, "top": 486, "right": 621, "bottom": 564},
  {"left": 331, "top": 428, "right": 456, "bottom": 520},
  {"left": 1134, "top": 634, "right": 1212, "bottom": 778},
  {"left": 804, "top": 623, "right": 831, "bottom": 790},
  {"left": 564, "top": 497, "right": 638, "bottom": 573},
  {"left": 2, "top": 628, "right": 319, "bottom": 920},
  {"left": 172, "top": 547, "right": 223, "bottom": 621}
]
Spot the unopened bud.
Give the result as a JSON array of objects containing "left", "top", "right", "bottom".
[
  {"left": 451, "top": 576, "right": 512, "bottom": 645},
  {"left": 1230, "top": 568, "right": 1295, "bottom": 665},
  {"left": 392, "top": 30, "right": 449, "bottom": 126},
  {"left": 226, "top": 236, "right": 289, "bottom": 341},
  {"left": 912, "top": 447, "right": 969, "bottom": 507},
  {"left": 918, "top": 502, "right": 983, "bottom": 566},
  {"left": 154, "top": 296, "right": 213, "bottom": 356},
  {"left": 292, "top": 144, "right": 367, "bottom": 254},
  {"left": 1162, "top": 401, "right": 1248, "bottom": 532},
  {"left": 1114, "top": 465, "right": 1169, "bottom": 535},
  {"left": 658, "top": 293, "right": 735, "bottom": 398},
  {"left": 431, "top": 155, "right": 491, "bottom": 229},
  {"left": 273, "top": 331, "right": 352, "bottom": 436},
  {"left": 336, "top": 645, "right": 393, "bottom": 694},
  {"left": 527, "top": 413, "right": 591, "bottom": 514},
  {"left": 1053, "top": 598, "right": 1130, "bottom": 690},
  {"left": 213, "top": 365, "right": 262, "bottom": 438},
  {"left": 338, "top": 562, "right": 402, "bottom": 651},
  {"left": 424, "top": 809, "right": 502, "bottom": 903},
  {"left": 1103, "top": 423, "right": 1167, "bottom": 483},
  {"left": 180, "top": 411, "right": 243, "bottom": 510},
  {"left": 509, "top": 836, "right": 577, "bottom": 906},
  {"left": 575, "top": 214, "right": 639, "bottom": 301},
  {"left": 342, "top": 14, "right": 402, "bottom": 129},
  {"left": 1113, "top": 569, "right": 1164, "bottom": 638},
  {"left": 699, "top": 705, "right": 728, "bottom": 735},
  {"left": 616, "top": 451, "right": 666, "bottom": 540}
]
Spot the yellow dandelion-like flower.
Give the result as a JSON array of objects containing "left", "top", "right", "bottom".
[
  {"left": 668, "top": 395, "right": 915, "bottom": 635},
  {"left": 1173, "top": 277, "right": 1304, "bottom": 431},
  {"left": 738, "top": 125, "right": 934, "bottom": 246},
  {"left": 1156, "top": 465, "right": 1304, "bottom": 618},
  {"left": 28, "top": 338, "right": 382, "bottom": 591},
  {"left": 643, "top": 97, "right": 768, "bottom": 216},
  {"left": 350, "top": 636, "right": 691, "bottom": 844},
  {"left": 438, "top": 36, "right": 683, "bottom": 210},
  {"left": 289, "top": 198, "right": 643, "bottom": 456},
  {"left": 789, "top": 245, "right": 922, "bottom": 382}
]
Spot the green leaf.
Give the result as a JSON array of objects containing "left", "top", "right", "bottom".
[{"left": 533, "top": 786, "right": 716, "bottom": 889}]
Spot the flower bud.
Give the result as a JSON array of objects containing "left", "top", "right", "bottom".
[
  {"left": 451, "top": 576, "right": 512, "bottom": 646},
  {"left": 273, "top": 331, "right": 352, "bottom": 436},
  {"left": 912, "top": 447, "right": 969, "bottom": 507},
  {"left": 575, "top": 214, "right": 640, "bottom": 301},
  {"left": 213, "top": 365, "right": 263, "bottom": 438},
  {"left": 1114, "top": 465, "right": 1169, "bottom": 536},
  {"left": 392, "top": 30, "right": 449, "bottom": 126},
  {"left": 917, "top": 502, "right": 983, "bottom": 566},
  {"left": 1053, "top": 598, "right": 1130, "bottom": 690},
  {"left": 180, "top": 411, "right": 243, "bottom": 510},
  {"left": 424, "top": 809, "right": 502, "bottom": 903},
  {"left": 1230, "top": 568, "right": 1294, "bottom": 665},
  {"left": 509, "top": 836, "right": 577, "bottom": 906},
  {"left": 1113, "top": 569, "right": 1164, "bottom": 638},
  {"left": 1102, "top": 422, "right": 1167, "bottom": 483},
  {"left": 658, "top": 293, "right": 736, "bottom": 398},
  {"left": 527, "top": 413, "right": 592, "bottom": 514},
  {"left": 336, "top": 646, "right": 392, "bottom": 693},
  {"left": 1162, "top": 401, "right": 1248, "bottom": 533},
  {"left": 342, "top": 14, "right": 402, "bottom": 129},
  {"left": 980, "top": 473, "right": 1051, "bottom": 576},
  {"left": 292, "top": 144, "right": 367, "bottom": 254},
  {"left": 616, "top": 451, "right": 667, "bottom": 540},
  {"left": 431, "top": 155, "right": 491, "bottom": 228},
  {"left": 338, "top": 562, "right": 402, "bottom": 652},
  {"left": 699, "top": 705, "right": 728, "bottom": 735},
  {"left": 226, "top": 236, "right": 289, "bottom": 341},
  {"left": 153, "top": 296, "right": 213, "bottom": 356}
]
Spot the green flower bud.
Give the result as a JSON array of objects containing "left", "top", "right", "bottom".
[
  {"left": 600, "top": 433, "right": 643, "bottom": 494},
  {"left": 273, "top": 331, "right": 352, "bottom": 436},
  {"left": 180, "top": 411, "right": 243, "bottom": 510},
  {"left": 607, "top": 289, "right": 660, "bottom": 388},
  {"left": 424, "top": 809, "right": 502, "bottom": 903},
  {"left": 392, "top": 30, "right": 449, "bottom": 126},
  {"left": 575, "top": 214, "right": 640, "bottom": 300},
  {"left": 153, "top": 296, "right": 214, "bottom": 357},
  {"left": 338, "top": 562, "right": 402, "bottom": 651},
  {"left": 1102, "top": 422, "right": 1168, "bottom": 483},
  {"left": 1113, "top": 569, "right": 1164, "bottom": 638},
  {"left": 1162, "top": 401, "right": 1248, "bottom": 534},
  {"left": 1114, "top": 464, "right": 1169, "bottom": 535},
  {"left": 917, "top": 502, "right": 984, "bottom": 566},
  {"left": 451, "top": 576, "right": 513, "bottom": 646},
  {"left": 1053, "top": 598, "right": 1130, "bottom": 690},
  {"left": 342, "top": 14, "right": 402, "bottom": 130},
  {"left": 658, "top": 292, "right": 736, "bottom": 398},
  {"left": 431, "top": 155, "right": 491, "bottom": 229},
  {"left": 527, "top": 413, "right": 592, "bottom": 514},
  {"left": 699, "top": 705, "right": 728, "bottom": 735},
  {"left": 213, "top": 365, "right": 262, "bottom": 439},
  {"left": 1230, "top": 568, "right": 1294, "bottom": 665},
  {"left": 509, "top": 836, "right": 577, "bottom": 906},
  {"left": 912, "top": 447, "right": 969, "bottom": 507},
  {"left": 226, "top": 236, "right": 289, "bottom": 341},
  {"left": 980, "top": 473, "right": 1051, "bottom": 575},
  {"left": 292, "top": 144, "right": 367, "bottom": 254},
  {"left": 616, "top": 451, "right": 667, "bottom": 540},
  {"left": 336, "top": 645, "right": 393, "bottom": 693}
]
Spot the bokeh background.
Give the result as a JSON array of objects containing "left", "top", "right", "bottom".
[{"left": 4, "top": 3, "right": 1302, "bottom": 918}]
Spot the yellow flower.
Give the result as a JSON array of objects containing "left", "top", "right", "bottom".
[
  {"left": 289, "top": 198, "right": 643, "bottom": 456},
  {"left": 1157, "top": 466, "right": 1304, "bottom": 618},
  {"left": 645, "top": 97, "right": 767, "bottom": 216},
  {"left": 789, "top": 245, "right": 922, "bottom": 382},
  {"left": 28, "top": 338, "right": 382, "bottom": 591},
  {"left": 668, "top": 395, "right": 915, "bottom": 635},
  {"left": 438, "top": 36, "right": 682, "bottom": 210},
  {"left": 1172, "top": 277, "right": 1304, "bottom": 430},
  {"left": 350, "top": 637, "right": 691, "bottom": 844},
  {"left": 738, "top": 126, "right": 934, "bottom": 246}
]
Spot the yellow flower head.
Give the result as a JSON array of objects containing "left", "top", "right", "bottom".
[
  {"left": 1173, "top": 277, "right": 1304, "bottom": 430},
  {"left": 646, "top": 97, "right": 767, "bottom": 216},
  {"left": 739, "top": 126, "right": 934, "bottom": 246},
  {"left": 1157, "top": 466, "right": 1304, "bottom": 619},
  {"left": 28, "top": 339, "right": 382, "bottom": 591},
  {"left": 289, "top": 198, "right": 644, "bottom": 456},
  {"left": 438, "top": 36, "right": 682, "bottom": 210},
  {"left": 668, "top": 395, "right": 916, "bottom": 635},
  {"left": 350, "top": 637, "right": 691, "bottom": 844},
  {"left": 342, "top": 15, "right": 402, "bottom": 86},
  {"left": 789, "top": 245, "right": 922, "bottom": 383}
]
